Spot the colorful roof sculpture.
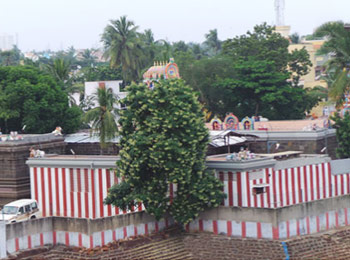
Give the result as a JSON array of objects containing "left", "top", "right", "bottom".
[
  {"left": 210, "top": 116, "right": 223, "bottom": 130},
  {"left": 241, "top": 117, "right": 254, "bottom": 130},
  {"left": 143, "top": 58, "right": 180, "bottom": 88},
  {"left": 224, "top": 113, "right": 239, "bottom": 130}
]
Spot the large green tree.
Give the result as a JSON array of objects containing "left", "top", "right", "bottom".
[
  {"left": 332, "top": 112, "right": 350, "bottom": 158},
  {"left": 105, "top": 79, "right": 225, "bottom": 224},
  {"left": 102, "top": 16, "right": 144, "bottom": 82},
  {"left": 0, "top": 66, "right": 81, "bottom": 134},
  {"left": 314, "top": 21, "right": 350, "bottom": 105}
]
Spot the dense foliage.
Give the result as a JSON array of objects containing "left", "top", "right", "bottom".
[
  {"left": 105, "top": 79, "right": 225, "bottom": 224},
  {"left": 314, "top": 21, "right": 350, "bottom": 106},
  {"left": 332, "top": 112, "right": 350, "bottom": 159},
  {"left": 0, "top": 66, "right": 81, "bottom": 134}
]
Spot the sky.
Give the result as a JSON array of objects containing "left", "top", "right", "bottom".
[{"left": 0, "top": 0, "right": 349, "bottom": 52}]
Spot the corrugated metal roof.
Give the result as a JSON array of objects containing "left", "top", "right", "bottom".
[{"left": 65, "top": 133, "right": 120, "bottom": 143}]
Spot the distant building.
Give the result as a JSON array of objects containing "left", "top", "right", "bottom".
[{"left": 0, "top": 33, "right": 15, "bottom": 51}]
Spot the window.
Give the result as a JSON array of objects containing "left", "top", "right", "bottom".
[
  {"left": 24, "top": 205, "right": 31, "bottom": 213},
  {"left": 18, "top": 207, "right": 24, "bottom": 214},
  {"left": 31, "top": 202, "right": 37, "bottom": 210},
  {"left": 252, "top": 184, "right": 269, "bottom": 195}
]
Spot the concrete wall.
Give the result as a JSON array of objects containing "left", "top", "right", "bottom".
[{"left": 4, "top": 211, "right": 172, "bottom": 255}]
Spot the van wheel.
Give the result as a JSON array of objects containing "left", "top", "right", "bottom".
[{"left": 30, "top": 216, "right": 36, "bottom": 220}]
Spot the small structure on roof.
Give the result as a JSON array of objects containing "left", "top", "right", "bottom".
[
  {"left": 241, "top": 116, "right": 254, "bottom": 130},
  {"left": 143, "top": 58, "right": 180, "bottom": 88},
  {"left": 224, "top": 113, "right": 239, "bottom": 130},
  {"left": 210, "top": 116, "right": 223, "bottom": 130}
]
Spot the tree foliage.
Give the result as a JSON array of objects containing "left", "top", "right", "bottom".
[
  {"left": 105, "top": 79, "right": 225, "bottom": 224},
  {"left": 84, "top": 87, "right": 119, "bottom": 148},
  {"left": 332, "top": 112, "right": 350, "bottom": 159},
  {"left": 0, "top": 66, "right": 81, "bottom": 134},
  {"left": 314, "top": 21, "right": 350, "bottom": 105}
]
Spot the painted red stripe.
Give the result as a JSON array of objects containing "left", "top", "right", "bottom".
[
  {"left": 77, "top": 169, "right": 82, "bottom": 218},
  {"left": 155, "top": 222, "right": 159, "bottom": 232},
  {"left": 316, "top": 216, "right": 320, "bottom": 232},
  {"left": 40, "top": 233, "right": 44, "bottom": 246},
  {"left": 65, "top": 232, "right": 69, "bottom": 246},
  {"left": 227, "top": 221, "right": 232, "bottom": 236},
  {"left": 291, "top": 168, "right": 296, "bottom": 205},
  {"left": 345, "top": 208, "right": 349, "bottom": 225},
  {"left": 219, "top": 172, "right": 224, "bottom": 205},
  {"left": 335, "top": 212, "right": 339, "bottom": 227},
  {"left": 322, "top": 163, "right": 326, "bottom": 199},
  {"left": 246, "top": 172, "right": 251, "bottom": 207},
  {"left": 265, "top": 169, "right": 271, "bottom": 208},
  {"left": 28, "top": 236, "right": 32, "bottom": 249},
  {"left": 236, "top": 172, "right": 242, "bottom": 207},
  {"left": 241, "top": 222, "right": 246, "bottom": 238},
  {"left": 69, "top": 168, "right": 75, "bottom": 217},
  {"left": 199, "top": 220, "right": 203, "bottom": 232},
  {"left": 90, "top": 235, "right": 93, "bottom": 248},
  {"left": 297, "top": 167, "right": 302, "bottom": 203},
  {"left": 341, "top": 174, "right": 345, "bottom": 195},
  {"left": 272, "top": 169, "right": 277, "bottom": 208},
  {"left": 326, "top": 212, "right": 329, "bottom": 229},
  {"left": 213, "top": 220, "right": 218, "bottom": 235},
  {"left": 272, "top": 226, "right": 279, "bottom": 240},
  {"left": 228, "top": 172, "right": 233, "bottom": 206},
  {"left": 53, "top": 231, "right": 57, "bottom": 245},
  {"left": 306, "top": 217, "right": 310, "bottom": 234},
  {"left": 34, "top": 168, "right": 38, "bottom": 202},
  {"left": 113, "top": 230, "right": 116, "bottom": 241},
  {"left": 101, "top": 231, "right": 105, "bottom": 246},
  {"left": 253, "top": 179, "right": 258, "bottom": 207},
  {"left": 99, "top": 169, "right": 104, "bottom": 217},
  {"left": 134, "top": 226, "right": 138, "bottom": 236},
  {"left": 303, "top": 166, "right": 308, "bottom": 202},
  {"left": 347, "top": 174, "right": 350, "bottom": 194},
  {"left": 106, "top": 169, "right": 112, "bottom": 216},
  {"left": 296, "top": 220, "right": 300, "bottom": 236},
  {"left": 145, "top": 224, "right": 149, "bottom": 235},
  {"left": 286, "top": 221, "right": 290, "bottom": 238},
  {"left": 91, "top": 169, "right": 96, "bottom": 219},
  {"left": 48, "top": 168, "right": 53, "bottom": 216},
  {"left": 278, "top": 170, "right": 283, "bottom": 207},
  {"left": 78, "top": 234, "right": 82, "bottom": 247},
  {"left": 84, "top": 169, "right": 89, "bottom": 218},
  {"left": 257, "top": 222, "right": 262, "bottom": 239},
  {"left": 328, "top": 163, "right": 332, "bottom": 197},
  {"left": 41, "top": 168, "right": 46, "bottom": 217},
  {"left": 284, "top": 169, "right": 289, "bottom": 206},
  {"left": 114, "top": 176, "right": 119, "bottom": 215},
  {"left": 15, "top": 238, "right": 19, "bottom": 251},
  {"left": 138, "top": 202, "right": 142, "bottom": 212},
  {"left": 55, "top": 168, "right": 60, "bottom": 216},
  {"left": 335, "top": 175, "right": 339, "bottom": 196},
  {"left": 62, "top": 168, "right": 67, "bottom": 217},
  {"left": 123, "top": 227, "right": 127, "bottom": 238},
  {"left": 309, "top": 165, "right": 314, "bottom": 201}
]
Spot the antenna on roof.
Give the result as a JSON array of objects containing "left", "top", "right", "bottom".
[{"left": 274, "top": 0, "right": 285, "bottom": 26}]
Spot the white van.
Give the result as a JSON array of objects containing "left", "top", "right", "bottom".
[{"left": 1, "top": 199, "right": 41, "bottom": 223}]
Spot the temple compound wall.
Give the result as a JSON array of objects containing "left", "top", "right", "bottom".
[{"left": 2, "top": 152, "right": 349, "bottom": 255}]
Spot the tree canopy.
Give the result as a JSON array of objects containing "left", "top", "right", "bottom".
[
  {"left": 0, "top": 66, "right": 81, "bottom": 134},
  {"left": 105, "top": 79, "right": 225, "bottom": 224},
  {"left": 332, "top": 112, "right": 350, "bottom": 159}
]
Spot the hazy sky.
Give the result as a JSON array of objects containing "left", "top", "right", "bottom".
[{"left": 1, "top": 0, "right": 349, "bottom": 51}]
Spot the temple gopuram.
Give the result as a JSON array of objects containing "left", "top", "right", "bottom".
[{"left": 143, "top": 58, "right": 180, "bottom": 88}]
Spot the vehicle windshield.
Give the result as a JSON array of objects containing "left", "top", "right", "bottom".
[{"left": 2, "top": 206, "right": 18, "bottom": 215}]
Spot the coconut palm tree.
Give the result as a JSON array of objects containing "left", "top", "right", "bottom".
[
  {"left": 102, "top": 16, "right": 144, "bottom": 82},
  {"left": 314, "top": 21, "right": 350, "bottom": 106},
  {"left": 84, "top": 86, "right": 119, "bottom": 149}
]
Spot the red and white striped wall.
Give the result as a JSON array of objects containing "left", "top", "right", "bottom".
[
  {"left": 6, "top": 218, "right": 172, "bottom": 254},
  {"left": 30, "top": 167, "right": 148, "bottom": 218},
  {"left": 218, "top": 162, "right": 350, "bottom": 209},
  {"left": 187, "top": 207, "right": 350, "bottom": 240}
]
